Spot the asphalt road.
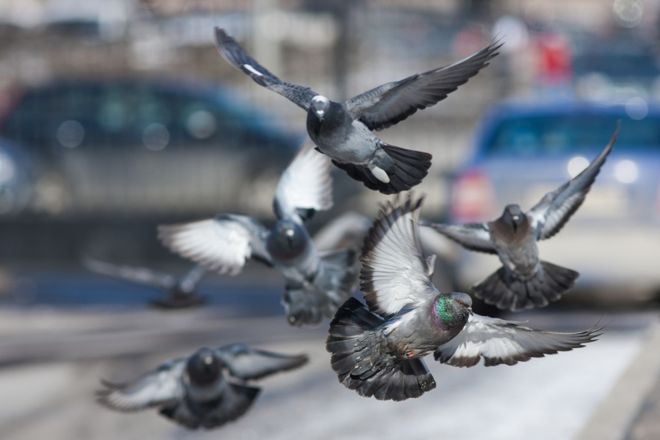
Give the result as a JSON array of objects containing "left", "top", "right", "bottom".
[{"left": 0, "top": 271, "right": 657, "bottom": 439}]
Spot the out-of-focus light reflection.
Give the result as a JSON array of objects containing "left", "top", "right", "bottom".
[
  {"left": 567, "top": 156, "right": 589, "bottom": 178},
  {"left": 143, "top": 123, "right": 169, "bottom": 151},
  {"left": 0, "top": 151, "right": 16, "bottom": 184},
  {"left": 625, "top": 96, "right": 648, "bottom": 120},
  {"left": 492, "top": 16, "right": 529, "bottom": 52},
  {"left": 613, "top": 0, "right": 643, "bottom": 28},
  {"left": 187, "top": 110, "right": 216, "bottom": 139},
  {"left": 614, "top": 159, "right": 639, "bottom": 184},
  {"left": 56, "top": 120, "right": 85, "bottom": 148}
]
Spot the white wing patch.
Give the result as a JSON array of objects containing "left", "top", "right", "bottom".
[
  {"left": 159, "top": 218, "right": 257, "bottom": 275},
  {"left": 243, "top": 64, "right": 263, "bottom": 77},
  {"left": 97, "top": 361, "right": 185, "bottom": 412},
  {"left": 361, "top": 197, "right": 435, "bottom": 315},
  {"left": 275, "top": 142, "right": 333, "bottom": 218},
  {"left": 434, "top": 313, "right": 601, "bottom": 367}
]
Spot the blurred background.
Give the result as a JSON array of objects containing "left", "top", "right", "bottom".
[{"left": 0, "top": 0, "right": 659, "bottom": 439}]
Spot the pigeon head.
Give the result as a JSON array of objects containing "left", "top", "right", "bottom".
[
  {"left": 186, "top": 348, "right": 223, "bottom": 386},
  {"left": 267, "top": 220, "right": 308, "bottom": 261},
  {"left": 310, "top": 95, "right": 331, "bottom": 120},
  {"left": 501, "top": 204, "right": 526, "bottom": 232},
  {"left": 432, "top": 293, "right": 471, "bottom": 329}
]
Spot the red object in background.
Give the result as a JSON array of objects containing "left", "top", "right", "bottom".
[
  {"left": 450, "top": 168, "right": 495, "bottom": 222},
  {"left": 536, "top": 34, "right": 572, "bottom": 86}
]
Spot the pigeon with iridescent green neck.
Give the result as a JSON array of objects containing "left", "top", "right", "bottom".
[{"left": 326, "top": 195, "right": 602, "bottom": 401}]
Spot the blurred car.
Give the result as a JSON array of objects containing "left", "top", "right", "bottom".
[
  {"left": 571, "top": 36, "right": 660, "bottom": 101},
  {"left": 0, "top": 77, "right": 301, "bottom": 219},
  {"left": 445, "top": 100, "right": 660, "bottom": 303}
]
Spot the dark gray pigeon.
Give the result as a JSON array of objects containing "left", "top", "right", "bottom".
[
  {"left": 97, "top": 344, "right": 307, "bottom": 430},
  {"left": 158, "top": 142, "right": 359, "bottom": 326},
  {"left": 84, "top": 259, "right": 207, "bottom": 309},
  {"left": 326, "top": 195, "right": 601, "bottom": 401},
  {"left": 214, "top": 28, "right": 501, "bottom": 194},
  {"left": 422, "top": 127, "right": 619, "bottom": 311}
]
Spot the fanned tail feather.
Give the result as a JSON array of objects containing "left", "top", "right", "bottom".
[
  {"left": 472, "top": 261, "right": 579, "bottom": 311},
  {"left": 326, "top": 298, "right": 436, "bottom": 401},
  {"left": 333, "top": 144, "right": 431, "bottom": 194}
]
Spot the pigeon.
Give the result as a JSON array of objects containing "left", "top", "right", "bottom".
[
  {"left": 214, "top": 28, "right": 501, "bottom": 194},
  {"left": 158, "top": 142, "right": 359, "bottom": 326},
  {"left": 422, "top": 126, "right": 619, "bottom": 311},
  {"left": 326, "top": 195, "right": 601, "bottom": 401},
  {"left": 97, "top": 344, "right": 308, "bottom": 430},
  {"left": 84, "top": 258, "right": 207, "bottom": 309}
]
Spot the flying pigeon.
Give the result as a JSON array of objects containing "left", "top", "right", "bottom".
[
  {"left": 84, "top": 258, "right": 207, "bottom": 309},
  {"left": 158, "top": 142, "right": 359, "bottom": 326},
  {"left": 97, "top": 344, "right": 308, "bottom": 429},
  {"left": 326, "top": 195, "right": 601, "bottom": 401},
  {"left": 422, "top": 126, "right": 619, "bottom": 311},
  {"left": 214, "top": 28, "right": 501, "bottom": 194}
]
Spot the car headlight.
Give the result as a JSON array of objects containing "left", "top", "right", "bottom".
[{"left": 0, "top": 150, "right": 16, "bottom": 186}]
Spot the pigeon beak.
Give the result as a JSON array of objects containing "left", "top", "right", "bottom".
[
  {"left": 512, "top": 215, "right": 520, "bottom": 222},
  {"left": 203, "top": 355, "right": 213, "bottom": 365},
  {"left": 315, "top": 109, "right": 325, "bottom": 119}
]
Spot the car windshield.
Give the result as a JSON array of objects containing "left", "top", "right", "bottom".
[{"left": 485, "top": 114, "right": 660, "bottom": 156}]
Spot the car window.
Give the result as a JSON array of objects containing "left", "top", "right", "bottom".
[
  {"left": 0, "top": 82, "right": 283, "bottom": 152},
  {"left": 486, "top": 114, "right": 660, "bottom": 156}
]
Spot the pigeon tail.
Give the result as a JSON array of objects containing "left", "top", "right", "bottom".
[
  {"left": 282, "top": 248, "right": 358, "bottom": 326},
  {"left": 159, "top": 383, "right": 260, "bottom": 430},
  {"left": 326, "top": 298, "right": 436, "bottom": 401},
  {"left": 332, "top": 144, "right": 431, "bottom": 194},
  {"left": 472, "top": 261, "right": 579, "bottom": 311}
]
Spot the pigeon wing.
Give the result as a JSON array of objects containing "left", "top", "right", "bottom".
[
  {"left": 178, "top": 265, "right": 207, "bottom": 293},
  {"left": 158, "top": 214, "right": 272, "bottom": 275},
  {"left": 529, "top": 126, "right": 618, "bottom": 240},
  {"left": 214, "top": 28, "right": 318, "bottom": 111},
  {"left": 345, "top": 41, "right": 501, "bottom": 131},
  {"left": 96, "top": 359, "right": 185, "bottom": 412},
  {"left": 84, "top": 258, "right": 175, "bottom": 290},
  {"left": 313, "top": 211, "right": 371, "bottom": 252},
  {"left": 434, "top": 313, "right": 602, "bottom": 367},
  {"left": 361, "top": 195, "right": 436, "bottom": 316},
  {"left": 216, "top": 343, "right": 308, "bottom": 381},
  {"left": 421, "top": 222, "right": 495, "bottom": 254},
  {"left": 274, "top": 142, "right": 333, "bottom": 221}
]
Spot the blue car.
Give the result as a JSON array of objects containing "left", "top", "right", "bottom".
[{"left": 445, "top": 100, "right": 660, "bottom": 303}]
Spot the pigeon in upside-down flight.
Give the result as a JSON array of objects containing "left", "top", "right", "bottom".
[
  {"left": 422, "top": 125, "right": 619, "bottom": 311},
  {"left": 84, "top": 259, "right": 207, "bottom": 309},
  {"left": 158, "top": 142, "right": 359, "bottom": 326},
  {"left": 326, "top": 195, "right": 601, "bottom": 401},
  {"left": 97, "top": 344, "right": 307, "bottom": 430},
  {"left": 214, "top": 27, "right": 501, "bottom": 194}
]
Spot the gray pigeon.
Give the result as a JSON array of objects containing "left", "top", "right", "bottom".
[
  {"left": 97, "top": 344, "right": 308, "bottom": 430},
  {"left": 326, "top": 195, "right": 601, "bottom": 401},
  {"left": 214, "top": 28, "right": 501, "bottom": 194},
  {"left": 84, "top": 259, "right": 207, "bottom": 309},
  {"left": 158, "top": 142, "right": 359, "bottom": 326},
  {"left": 423, "top": 127, "right": 619, "bottom": 311}
]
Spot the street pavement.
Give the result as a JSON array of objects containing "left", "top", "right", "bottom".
[{"left": 0, "top": 300, "right": 656, "bottom": 439}]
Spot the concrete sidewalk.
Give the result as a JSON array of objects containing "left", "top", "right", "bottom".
[{"left": 578, "top": 321, "right": 660, "bottom": 440}]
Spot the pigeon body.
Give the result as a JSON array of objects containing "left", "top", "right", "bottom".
[
  {"left": 159, "top": 143, "right": 359, "bottom": 325},
  {"left": 84, "top": 259, "right": 207, "bottom": 309},
  {"left": 326, "top": 195, "right": 601, "bottom": 401},
  {"left": 214, "top": 28, "right": 501, "bottom": 194},
  {"left": 97, "top": 345, "right": 307, "bottom": 430},
  {"left": 423, "top": 127, "right": 619, "bottom": 310}
]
